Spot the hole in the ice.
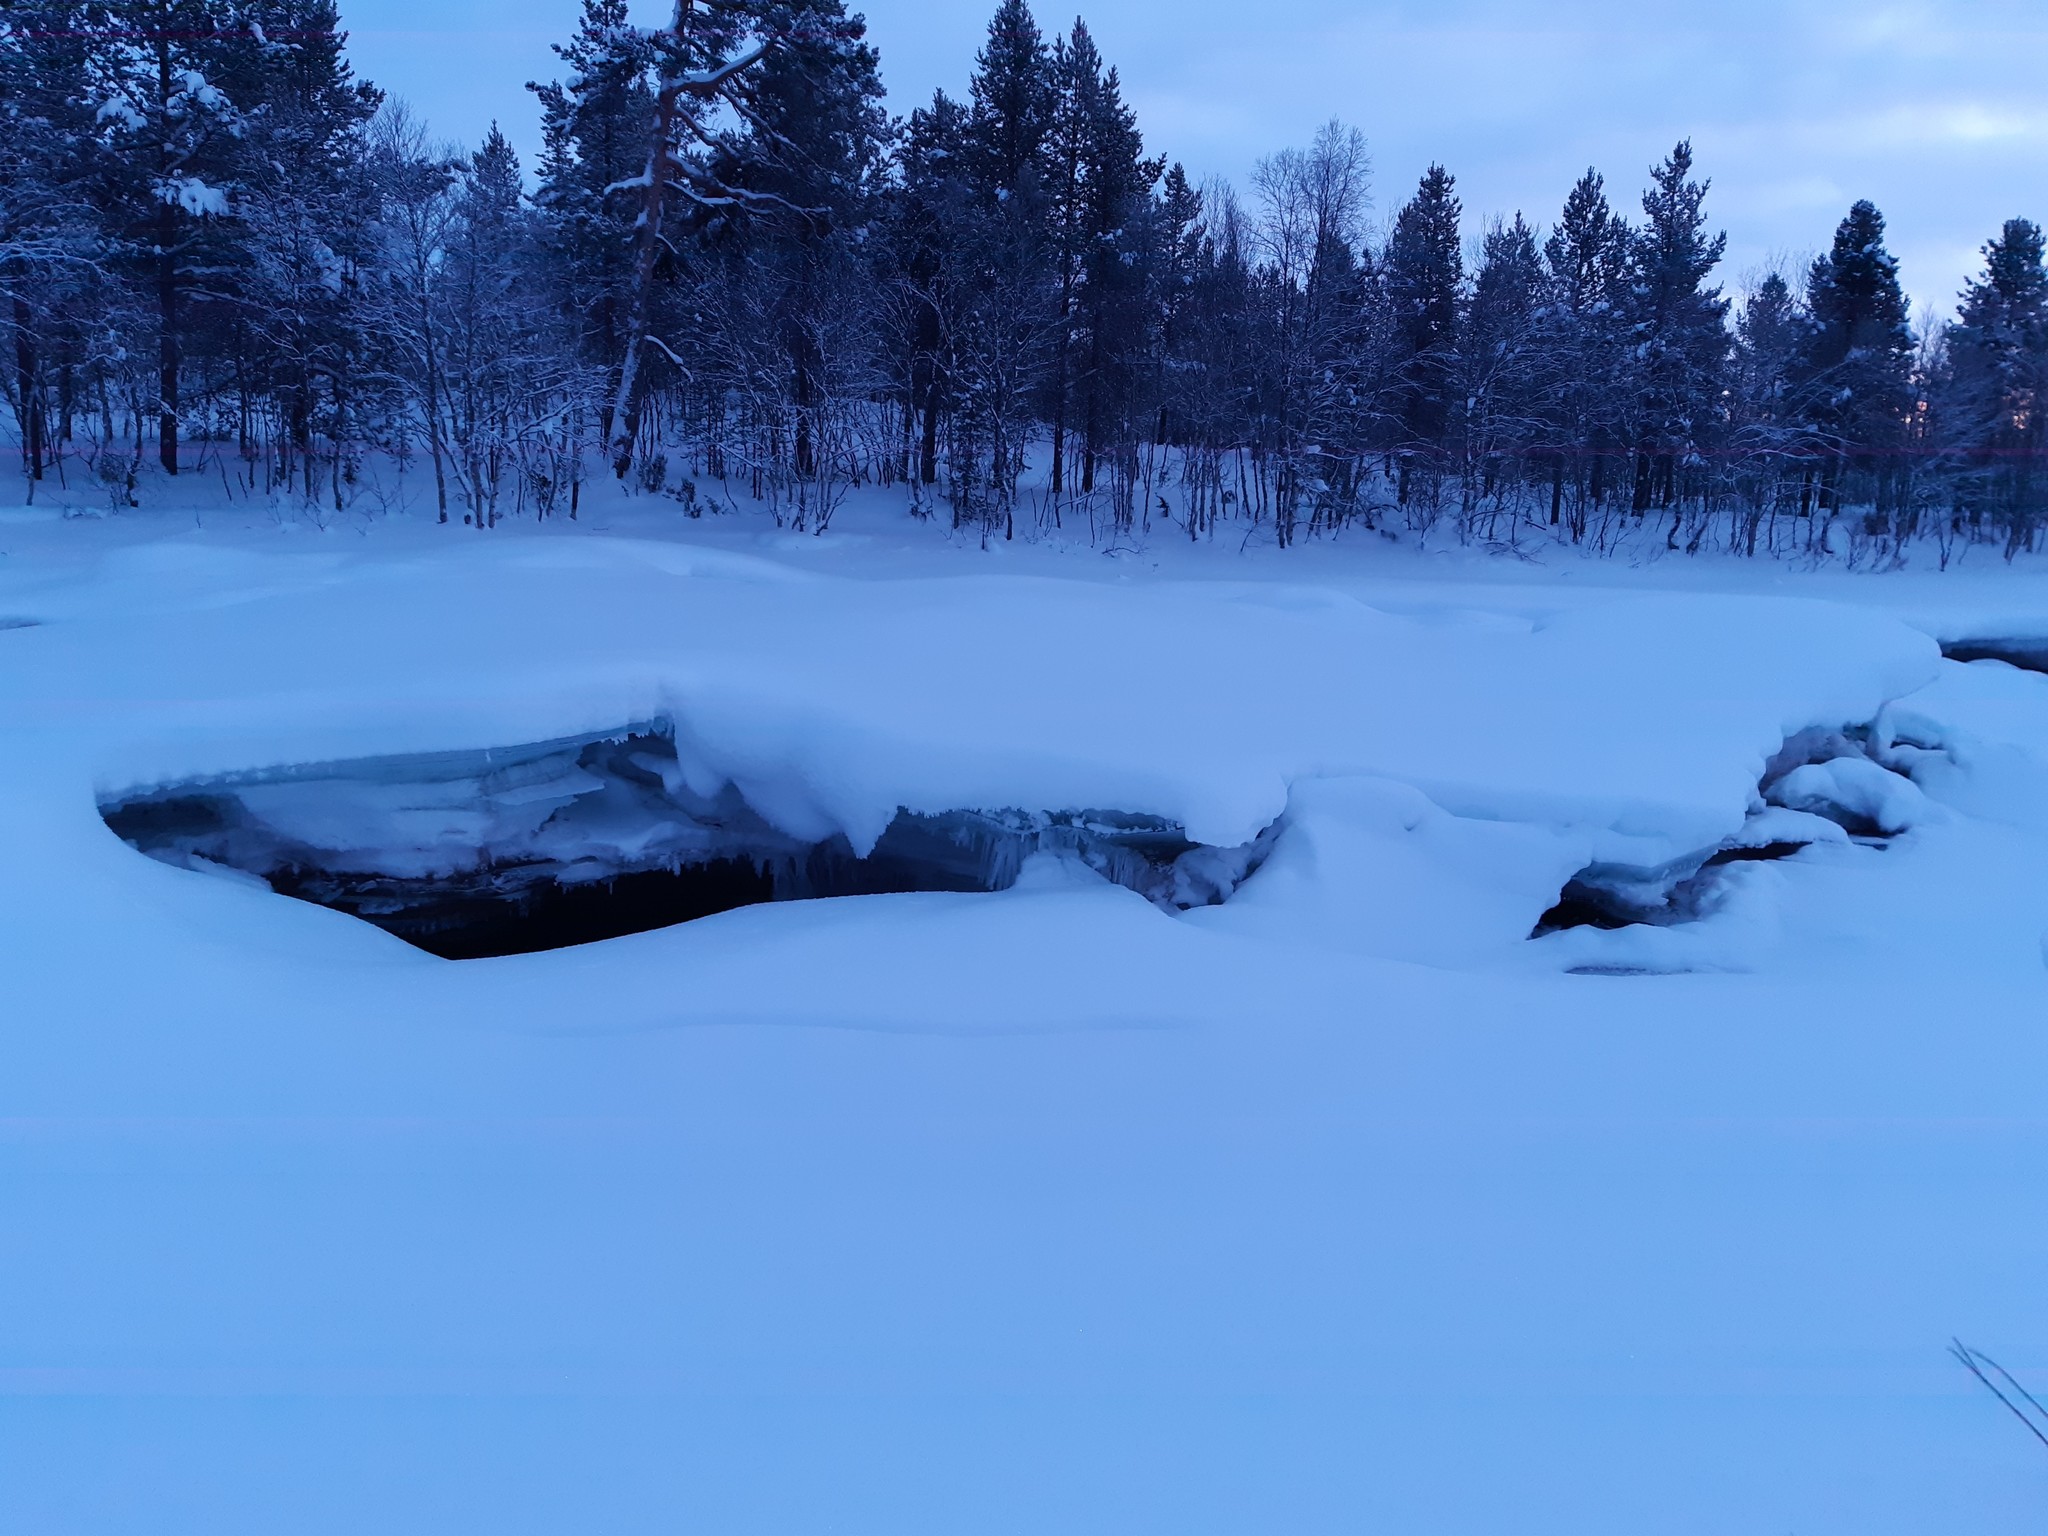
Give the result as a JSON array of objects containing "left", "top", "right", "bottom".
[
  {"left": 1532, "top": 724, "right": 1920, "bottom": 939},
  {"left": 1942, "top": 638, "right": 2048, "bottom": 673},
  {"left": 1565, "top": 964, "right": 1694, "bottom": 977},
  {"left": 1532, "top": 842, "right": 1813, "bottom": 935},
  {"left": 100, "top": 724, "right": 1276, "bottom": 959}
]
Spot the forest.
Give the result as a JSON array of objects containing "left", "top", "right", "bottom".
[{"left": 2, "top": 0, "right": 2045, "bottom": 561}]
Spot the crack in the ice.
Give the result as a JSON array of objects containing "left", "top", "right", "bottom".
[{"left": 1533, "top": 724, "right": 1922, "bottom": 939}]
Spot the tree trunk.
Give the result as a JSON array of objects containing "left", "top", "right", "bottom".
[
  {"left": 791, "top": 310, "right": 818, "bottom": 480},
  {"left": 607, "top": 1, "right": 770, "bottom": 480},
  {"left": 1080, "top": 321, "right": 1101, "bottom": 495},
  {"left": 605, "top": 5, "right": 692, "bottom": 479},
  {"left": 14, "top": 298, "right": 42, "bottom": 482},
  {"left": 155, "top": 37, "right": 179, "bottom": 476},
  {"left": 157, "top": 217, "right": 179, "bottom": 475},
  {"left": 918, "top": 367, "right": 941, "bottom": 486},
  {"left": 422, "top": 322, "right": 449, "bottom": 522}
]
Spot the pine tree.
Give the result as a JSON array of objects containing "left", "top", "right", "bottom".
[
  {"left": 1039, "top": 17, "right": 1094, "bottom": 496},
  {"left": 443, "top": 125, "right": 552, "bottom": 523},
  {"left": 1383, "top": 164, "right": 1462, "bottom": 504},
  {"left": 1544, "top": 170, "right": 1629, "bottom": 317},
  {"left": 1797, "top": 200, "right": 1914, "bottom": 519},
  {"left": 717, "top": 0, "right": 887, "bottom": 491},
  {"left": 939, "top": 0, "right": 1059, "bottom": 532},
  {"left": 889, "top": 89, "right": 971, "bottom": 490},
  {"left": 1625, "top": 141, "right": 1728, "bottom": 518},
  {"left": 599, "top": 0, "right": 800, "bottom": 477},
  {"left": 1073, "top": 57, "right": 1158, "bottom": 501},
  {"left": 1945, "top": 218, "right": 2048, "bottom": 551},
  {"left": 1149, "top": 161, "right": 1205, "bottom": 448},
  {"left": 88, "top": 0, "right": 250, "bottom": 474},
  {"left": 1539, "top": 168, "right": 1631, "bottom": 529},
  {"left": 1461, "top": 214, "right": 1543, "bottom": 527},
  {"left": 1167, "top": 174, "right": 1260, "bottom": 529},
  {"left": 1736, "top": 272, "right": 1805, "bottom": 403},
  {"left": 724, "top": 0, "right": 884, "bottom": 222},
  {"left": 1, "top": 0, "right": 100, "bottom": 485},
  {"left": 1040, "top": 21, "right": 1158, "bottom": 500},
  {"left": 528, "top": 0, "right": 652, "bottom": 433},
  {"left": 966, "top": 0, "right": 1052, "bottom": 204},
  {"left": 1727, "top": 270, "right": 1813, "bottom": 548},
  {"left": 232, "top": 0, "right": 382, "bottom": 499}
]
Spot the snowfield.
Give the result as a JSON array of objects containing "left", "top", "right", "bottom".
[{"left": 6, "top": 493, "right": 2048, "bottom": 1532}]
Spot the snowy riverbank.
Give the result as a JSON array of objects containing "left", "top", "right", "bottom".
[{"left": 6, "top": 491, "right": 2048, "bottom": 1532}]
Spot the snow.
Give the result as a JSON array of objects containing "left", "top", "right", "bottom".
[
  {"left": 1769, "top": 754, "right": 1936, "bottom": 834},
  {"left": 94, "top": 98, "right": 146, "bottom": 131},
  {"left": 156, "top": 175, "right": 230, "bottom": 217},
  {"left": 1889, "top": 658, "right": 2048, "bottom": 831},
  {"left": 18, "top": 539, "right": 1937, "bottom": 870},
  {"left": 5, "top": 486, "right": 2048, "bottom": 1532},
  {"left": 1198, "top": 774, "right": 1589, "bottom": 967}
]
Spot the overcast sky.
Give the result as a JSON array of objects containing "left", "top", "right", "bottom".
[{"left": 339, "top": 0, "right": 2048, "bottom": 318}]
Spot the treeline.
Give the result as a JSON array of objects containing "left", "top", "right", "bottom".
[{"left": 3, "top": 0, "right": 2045, "bottom": 560}]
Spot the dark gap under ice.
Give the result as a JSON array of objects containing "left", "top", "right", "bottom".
[
  {"left": 1534, "top": 841, "right": 1814, "bottom": 934},
  {"left": 1941, "top": 638, "right": 2048, "bottom": 673},
  {"left": 100, "top": 724, "right": 1274, "bottom": 959}
]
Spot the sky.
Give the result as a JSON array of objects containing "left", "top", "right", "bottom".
[{"left": 338, "top": 0, "right": 2048, "bottom": 319}]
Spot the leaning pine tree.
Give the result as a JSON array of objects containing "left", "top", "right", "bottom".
[{"left": 604, "top": 0, "right": 781, "bottom": 479}]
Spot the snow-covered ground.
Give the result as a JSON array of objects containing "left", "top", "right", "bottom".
[{"left": 7, "top": 485, "right": 2048, "bottom": 1532}]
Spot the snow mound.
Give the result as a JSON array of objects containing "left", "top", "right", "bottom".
[{"left": 1767, "top": 756, "right": 1932, "bottom": 836}]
